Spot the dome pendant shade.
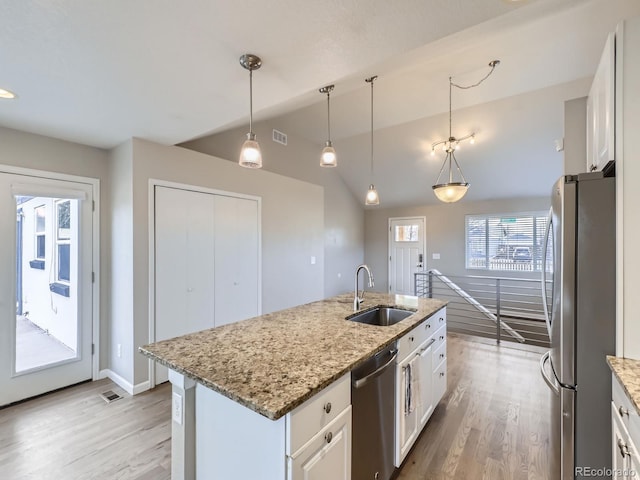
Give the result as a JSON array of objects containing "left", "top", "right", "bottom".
[
  {"left": 365, "top": 184, "right": 380, "bottom": 205},
  {"left": 320, "top": 141, "right": 337, "bottom": 167},
  {"left": 432, "top": 182, "right": 469, "bottom": 203},
  {"left": 239, "top": 132, "right": 262, "bottom": 168}
]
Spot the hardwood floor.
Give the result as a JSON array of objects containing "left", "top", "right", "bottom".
[
  {"left": 397, "top": 334, "right": 551, "bottom": 480},
  {"left": 0, "top": 379, "right": 172, "bottom": 480},
  {"left": 0, "top": 334, "right": 550, "bottom": 480}
]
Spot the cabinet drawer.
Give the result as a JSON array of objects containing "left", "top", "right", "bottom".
[
  {"left": 398, "top": 308, "right": 447, "bottom": 363},
  {"left": 612, "top": 376, "right": 640, "bottom": 443},
  {"left": 433, "top": 339, "right": 446, "bottom": 369},
  {"left": 398, "top": 324, "right": 423, "bottom": 363},
  {"left": 288, "top": 406, "right": 352, "bottom": 480},
  {"left": 287, "top": 373, "right": 350, "bottom": 456},
  {"left": 433, "top": 362, "right": 447, "bottom": 405},
  {"left": 433, "top": 308, "right": 446, "bottom": 329},
  {"left": 433, "top": 324, "right": 446, "bottom": 351}
]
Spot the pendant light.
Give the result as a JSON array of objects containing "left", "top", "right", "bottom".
[
  {"left": 238, "top": 54, "right": 263, "bottom": 169},
  {"left": 431, "top": 76, "right": 470, "bottom": 203},
  {"left": 365, "top": 76, "right": 379, "bottom": 206},
  {"left": 319, "top": 85, "right": 337, "bottom": 167},
  {"left": 431, "top": 60, "right": 500, "bottom": 203}
]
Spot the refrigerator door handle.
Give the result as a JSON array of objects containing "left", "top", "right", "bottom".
[
  {"left": 540, "top": 350, "right": 560, "bottom": 396},
  {"left": 541, "top": 207, "right": 553, "bottom": 337}
]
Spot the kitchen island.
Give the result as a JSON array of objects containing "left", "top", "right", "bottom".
[{"left": 140, "top": 292, "right": 447, "bottom": 480}]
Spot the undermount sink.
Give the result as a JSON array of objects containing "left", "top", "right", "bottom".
[{"left": 347, "top": 306, "right": 414, "bottom": 326}]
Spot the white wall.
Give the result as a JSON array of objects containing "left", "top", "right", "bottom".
[
  {"left": 108, "top": 138, "right": 325, "bottom": 386},
  {"left": 364, "top": 197, "right": 551, "bottom": 293},
  {"left": 564, "top": 97, "right": 588, "bottom": 175},
  {"left": 19, "top": 197, "right": 78, "bottom": 350},
  {"left": 181, "top": 119, "right": 365, "bottom": 297},
  {"left": 0, "top": 126, "right": 110, "bottom": 368}
]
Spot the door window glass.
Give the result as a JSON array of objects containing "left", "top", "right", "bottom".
[{"left": 395, "top": 225, "right": 419, "bottom": 242}]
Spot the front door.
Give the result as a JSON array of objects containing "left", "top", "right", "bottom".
[
  {"left": 0, "top": 172, "right": 94, "bottom": 406},
  {"left": 389, "top": 217, "right": 426, "bottom": 295}
]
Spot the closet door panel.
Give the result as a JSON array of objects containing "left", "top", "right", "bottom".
[{"left": 214, "top": 195, "right": 259, "bottom": 327}]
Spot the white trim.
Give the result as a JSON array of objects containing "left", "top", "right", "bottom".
[
  {"left": 100, "top": 368, "right": 150, "bottom": 396},
  {"left": 388, "top": 216, "right": 427, "bottom": 295},
  {"left": 1, "top": 164, "right": 101, "bottom": 384},
  {"left": 615, "top": 21, "right": 624, "bottom": 357},
  {"left": 147, "top": 178, "right": 263, "bottom": 389}
]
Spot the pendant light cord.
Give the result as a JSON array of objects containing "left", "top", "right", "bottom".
[
  {"left": 450, "top": 61, "right": 498, "bottom": 90},
  {"left": 369, "top": 77, "right": 375, "bottom": 177},
  {"left": 327, "top": 92, "right": 331, "bottom": 142},
  {"left": 448, "top": 77, "right": 452, "bottom": 139},
  {"left": 249, "top": 69, "right": 253, "bottom": 135}
]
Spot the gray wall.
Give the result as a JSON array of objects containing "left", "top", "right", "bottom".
[
  {"left": 564, "top": 97, "right": 588, "bottom": 175},
  {"left": 0, "top": 126, "right": 111, "bottom": 370},
  {"left": 181, "top": 119, "right": 365, "bottom": 297},
  {"left": 110, "top": 138, "right": 326, "bottom": 386},
  {"left": 364, "top": 196, "right": 551, "bottom": 293},
  {"left": 108, "top": 140, "right": 134, "bottom": 381}
]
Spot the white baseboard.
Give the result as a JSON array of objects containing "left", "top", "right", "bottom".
[{"left": 99, "top": 369, "right": 151, "bottom": 396}]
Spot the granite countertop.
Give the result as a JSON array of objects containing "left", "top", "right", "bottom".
[
  {"left": 140, "top": 292, "right": 447, "bottom": 420},
  {"left": 607, "top": 355, "right": 640, "bottom": 415}
]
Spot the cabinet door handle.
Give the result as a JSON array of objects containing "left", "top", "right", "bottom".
[
  {"left": 439, "top": 353, "right": 445, "bottom": 359},
  {"left": 618, "top": 438, "right": 630, "bottom": 458},
  {"left": 619, "top": 405, "right": 629, "bottom": 418},
  {"left": 325, "top": 432, "right": 333, "bottom": 444},
  {"left": 439, "top": 317, "right": 444, "bottom": 323},
  {"left": 426, "top": 323, "right": 431, "bottom": 329},
  {"left": 439, "top": 336, "right": 444, "bottom": 341},
  {"left": 440, "top": 372, "right": 445, "bottom": 377},
  {"left": 323, "top": 402, "right": 332, "bottom": 414},
  {"left": 409, "top": 336, "right": 414, "bottom": 342}
]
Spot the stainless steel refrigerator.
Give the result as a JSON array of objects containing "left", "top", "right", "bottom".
[{"left": 540, "top": 171, "right": 616, "bottom": 479}]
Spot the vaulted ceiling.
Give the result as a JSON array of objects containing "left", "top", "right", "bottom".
[{"left": 1, "top": 0, "right": 639, "bottom": 207}]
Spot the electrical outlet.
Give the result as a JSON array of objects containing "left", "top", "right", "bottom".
[
  {"left": 117, "top": 343, "right": 122, "bottom": 358},
  {"left": 310, "top": 256, "right": 316, "bottom": 265},
  {"left": 172, "top": 392, "right": 183, "bottom": 425}
]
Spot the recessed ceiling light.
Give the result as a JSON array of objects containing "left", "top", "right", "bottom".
[{"left": 0, "top": 88, "right": 17, "bottom": 99}]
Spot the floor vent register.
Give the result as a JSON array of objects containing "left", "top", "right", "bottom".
[{"left": 99, "top": 390, "right": 123, "bottom": 404}]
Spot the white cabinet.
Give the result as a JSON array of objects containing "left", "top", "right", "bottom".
[
  {"left": 587, "top": 32, "right": 615, "bottom": 173},
  {"left": 395, "top": 307, "right": 447, "bottom": 467},
  {"left": 396, "top": 347, "right": 421, "bottom": 464},
  {"left": 193, "top": 373, "right": 351, "bottom": 480},
  {"left": 611, "top": 375, "right": 640, "bottom": 479},
  {"left": 288, "top": 406, "right": 351, "bottom": 480},
  {"left": 287, "top": 373, "right": 352, "bottom": 480}
]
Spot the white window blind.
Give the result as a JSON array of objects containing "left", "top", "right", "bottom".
[{"left": 465, "top": 212, "right": 549, "bottom": 272}]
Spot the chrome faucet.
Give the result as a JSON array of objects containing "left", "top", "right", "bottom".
[{"left": 354, "top": 264, "right": 375, "bottom": 311}]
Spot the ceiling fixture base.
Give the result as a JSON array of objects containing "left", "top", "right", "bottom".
[{"left": 239, "top": 54, "right": 262, "bottom": 71}]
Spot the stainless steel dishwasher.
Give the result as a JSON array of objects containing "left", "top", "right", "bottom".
[{"left": 351, "top": 342, "right": 398, "bottom": 480}]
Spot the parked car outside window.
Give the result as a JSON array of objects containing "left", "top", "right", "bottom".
[{"left": 513, "top": 246, "right": 532, "bottom": 262}]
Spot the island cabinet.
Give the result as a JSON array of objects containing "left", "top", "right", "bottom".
[
  {"left": 395, "top": 307, "right": 447, "bottom": 466},
  {"left": 611, "top": 375, "right": 640, "bottom": 479},
  {"left": 140, "top": 292, "right": 449, "bottom": 480},
  {"left": 184, "top": 372, "right": 351, "bottom": 480}
]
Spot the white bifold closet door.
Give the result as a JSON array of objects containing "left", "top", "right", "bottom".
[{"left": 154, "top": 186, "right": 259, "bottom": 384}]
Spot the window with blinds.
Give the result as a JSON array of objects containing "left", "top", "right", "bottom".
[{"left": 465, "top": 212, "right": 549, "bottom": 272}]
